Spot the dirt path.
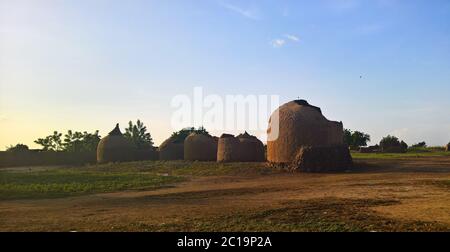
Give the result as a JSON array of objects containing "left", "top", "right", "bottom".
[{"left": 1, "top": 157, "right": 450, "bottom": 231}]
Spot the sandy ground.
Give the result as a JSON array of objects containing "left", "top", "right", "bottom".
[{"left": 1, "top": 156, "right": 450, "bottom": 231}]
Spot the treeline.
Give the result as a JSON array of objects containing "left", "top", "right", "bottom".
[{"left": 6, "top": 119, "right": 154, "bottom": 153}]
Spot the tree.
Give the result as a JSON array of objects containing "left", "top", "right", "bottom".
[
  {"left": 63, "top": 130, "right": 101, "bottom": 152},
  {"left": 343, "top": 129, "right": 353, "bottom": 146},
  {"left": 124, "top": 119, "right": 154, "bottom": 149},
  {"left": 35, "top": 130, "right": 100, "bottom": 152},
  {"left": 343, "top": 129, "right": 371, "bottom": 148},
  {"left": 351, "top": 131, "right": 371, "bottom": 147},
  {"left": 380, "top": 135, "right": 408, "bottom": 152},
  {"left": 6, "top": 144, "right": 29, "bottom": 152},
  {"left": 171, "top": 127, "right": 209, "bottom": 143},
  {"left": 412, "top": 141, "right": 427, "bottom": 148},
  {"left": 34, "top": 131, "right": 63, "bottom": 151}
]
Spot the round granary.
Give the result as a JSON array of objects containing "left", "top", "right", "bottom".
[
  {"left": 267, "top": 100, "right": 352, "bottom": 172},
  {"left": 237, "top": 132, "right": 265, "bottom": 162},
  {"left": 97, "top": 124, "right": 134, "bottom": 163},
  {"left": 184, "top": 133, "right": 218, "bottom": 161},
  {"left": 159, "top": 135, "right": 184, "bottom": 160},
  {"left": 217, "top": 134, "right": 241, "bottom": 162}
]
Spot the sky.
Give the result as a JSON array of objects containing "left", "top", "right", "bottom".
[{"left": 1, "top": 0, "right": 450, "bottom": 150}]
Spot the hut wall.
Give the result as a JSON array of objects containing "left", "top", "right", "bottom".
[
  {"left": 267, "top": 101, "right": 345, "bottom": 164},
  {"left": 217, "top": 136, "right": 241, "bottom": 162},
  {"left": 159, "top": 142, "right": 184, "bottom": 160},
  {"left": 184, "top": 134, "right": 217, "bottom": 161}
]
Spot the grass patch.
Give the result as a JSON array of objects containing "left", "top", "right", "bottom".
[
  {"left": 0, "top": 161, "right": 274, "bottom": 201},
  {"left": 78, "top": 160, "right": 274, "bottom": 177},
  {"left": 0, "top": 169, "right": 183, "bottom": 200},
  {"left": 352, "top": 151, "right": 450, "bottom": 160}
]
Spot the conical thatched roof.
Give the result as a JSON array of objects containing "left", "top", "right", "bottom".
[
  {"left": 184, "top": 132, "right": 218, "bottom": 161},
  {"left": 97, "top": 124, "right": 134, "bottom": 163}
]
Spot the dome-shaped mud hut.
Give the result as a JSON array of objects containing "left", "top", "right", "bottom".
[
  {"left": 237, "top": 132, "right": 265, "bottom": 162},
  {"left": 217, "top": 134, "right": 241, "bottom": 162},
  {"left": 159, "top": 136, "right": 185, "bottom": 160},
  {"left": 267, "top": 100, "right": 352, "bottom": 172},
  {"left": 97, "top": 124, "right": 134, "bottom": 163},
  {"left": 217, "top": 132, "right": 265, "bottom": 162},
  {"left": 184, "top": 133, "right": 218, "bottom": 161}
]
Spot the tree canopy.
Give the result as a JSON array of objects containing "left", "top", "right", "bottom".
[
  {"left": 344, "top": 129, "right": 371, "bottom": 148},
  {"left": 124, "top": 119, "right": 154, "bottom": 149},
  {"left": 35, "top": 130, "right": 100, "bottom": 152}
]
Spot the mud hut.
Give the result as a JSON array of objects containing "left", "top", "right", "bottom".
[
  {"left": 159, "top": 136, "right": 185, "bottom": 160},
  {"left": 217, "top": 134, "right": 241, "bottom": 162},
  {"left": 237, "top": 132, "right": 265, "bottom": 162},
  {"left": 97, "top": 124, "right": 134, "bottom": 163},
  {"left": 267, "top": 99, "right": 352, "bottom": 172},
  {"left": 184, "top": 133, "right": 218, "bottom": 161}
]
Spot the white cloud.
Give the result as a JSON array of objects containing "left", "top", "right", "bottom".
[
  {"left": 270, "top": 39, "right": 286, "bottom": 48},
  {"left": 284, "top": 34, "right": 300, "bottom": 42},
  {"left": 219, "top": 1, "right": 260, "bottom": 20}
]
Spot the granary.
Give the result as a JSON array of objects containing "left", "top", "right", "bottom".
[
  {"left": 184, "top": 132, "right": 218, "bottom": 161},
  {"left": 159, "top": 135, "right": 185, "bottom": 160},
  {"left": 97, "top": 124, "right": 134, "bottom": 163},
  {"left": 267, "top": 99, "right": 352, "bottom": 172},
  {"left": 236, "top": 132, "right": 265, "bottom": 162},
  {"left": 217, "top": 132, "right": 265, "bottom": 162}
]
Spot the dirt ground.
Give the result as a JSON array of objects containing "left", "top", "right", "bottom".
[{"left": 1, "top": 156, "right": 450, "bottom": 231}]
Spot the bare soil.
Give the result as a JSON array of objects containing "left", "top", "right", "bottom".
[{"left": 1, "top": 156, "right": 450, "bottom": 231}]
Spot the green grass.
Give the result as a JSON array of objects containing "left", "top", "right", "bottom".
[
  {"left": 0, "top": 161, "right": 272, "bottom": 201},
  {"left": 0, "top": 168, "right": 183, "bottom": 200},
  {"left": 352, "top": 151, "right": 450, "bottom": 159}
]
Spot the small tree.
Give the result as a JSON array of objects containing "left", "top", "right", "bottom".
[
  {"left": 343, "top": 129, "right": 353, "bottom": 146},
  {"left": 6, "top": 144, "right": 29, "bottom": 152},
  {"left": 34, "top": 131, "right": 63, "bottom": 151},
  {"left": 124, "top": 119, "right": 154, "bottom": 149}
]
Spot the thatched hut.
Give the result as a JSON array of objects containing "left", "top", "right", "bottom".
[
  {"left": 217, "top": 134, "right": 241, "bottom": 162},
  {"left": 237, "top": 132, "right": 265, "bottom": 162},
  {"left": 159, "top": 136, "right": 184, "bottom": 160},
  {"left": 184, "top": 133, "right": 218, "bottom": 161},
  {"left": 97, "top": 124, "right": 134, "bottom": 163},
  {"left": 267, "top": 100, "right": 352, "bottom": 172}
]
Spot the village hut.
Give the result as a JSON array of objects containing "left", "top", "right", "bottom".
[
  {"left": 217, "top": 134, "right": 241, "bottom": 162},
  {"left": 184, "top": 132, "right": 218, "bottom": 161},
  {"left": 159, "top": 135, "right": 185, "bottom": 160},
  {"left": 97, "top": 124, "right": 134, "bottom": 163},
  {"left": 237, "top": 132, "right": 265, "bottom": 162},
  {"left": 267, "top": 99, "right": 352, "bottom": 172}
]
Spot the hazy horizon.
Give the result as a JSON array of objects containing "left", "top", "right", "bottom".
[{"left": 1, "top": 0, "right": 450, "bottom": 150}]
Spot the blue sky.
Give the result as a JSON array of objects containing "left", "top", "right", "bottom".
[{"left": 1, "top": 0, "right": 450, "bottom": 149}]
